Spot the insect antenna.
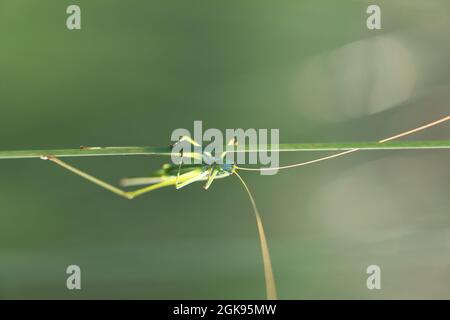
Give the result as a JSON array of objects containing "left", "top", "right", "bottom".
[
  {"left": 236, "top": 114, "right": 450, "bottom": 172},
  {"left": 234, "top": 170, "right": 277, "bottom": 300}
]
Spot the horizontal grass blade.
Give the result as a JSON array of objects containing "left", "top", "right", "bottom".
[{"left": 0, "top": 140, "right": 449, "bottom": 159}]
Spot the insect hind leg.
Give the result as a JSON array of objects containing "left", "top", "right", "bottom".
[{"left": 41, "top": 155, "right": 134, "bottom": 199}]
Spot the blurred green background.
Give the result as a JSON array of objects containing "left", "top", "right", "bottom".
[{"left": 1, "top": 0, "right": 450, "bottom": 299}]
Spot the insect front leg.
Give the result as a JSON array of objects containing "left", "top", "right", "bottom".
[
  {"left": 217, "top": 137, "right": 239, "bottom": 163},
  {"left": 203, "top": 166, "right": 219, "bottom": 190}
]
